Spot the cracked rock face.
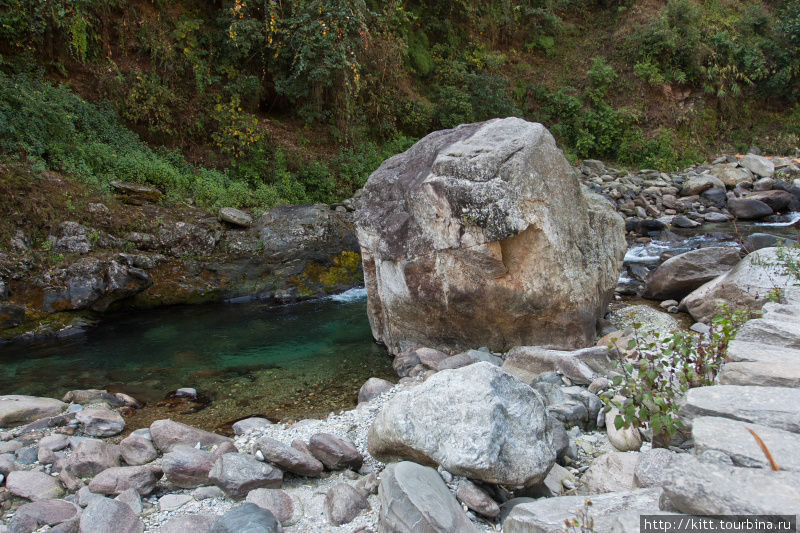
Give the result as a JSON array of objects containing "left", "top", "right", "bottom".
[{"left": 355, "top": 118, "right": 626, "bottom": 353}]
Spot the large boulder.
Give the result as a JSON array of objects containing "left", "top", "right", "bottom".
[
  {"left": 642, "top": 247, "right": 741, "bottom": 300},
  {"left": 80, "top": 497, "right": 144, "bottom": 533},
  {"left": 355, "top": 118, "right": 625, "bottom": 353},
  {"left": 680, "top": 247, "right": 799, "bottom": 323},
  {"left": 368, "top": 362, "right": 555, "bottom": 486},
  {"left": 149, "top": 419, "right": 233, "bottom": 452}
]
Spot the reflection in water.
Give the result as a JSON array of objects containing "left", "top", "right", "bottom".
[{"left": 0, "top": 291, "right": 395, "bottom": 431}]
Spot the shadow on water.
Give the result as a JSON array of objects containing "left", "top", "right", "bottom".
[{"left": 0, "top": 288, "right": 396, "bottom": 432}]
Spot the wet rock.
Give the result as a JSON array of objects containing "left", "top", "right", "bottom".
[
  {"left": 161, "top": 514, "right": 218, "bottom": 533},
  {"left": 742, "top": 233, "right": 797, "bottom": 252},
  {"left": 66, "top": 440, "right": 120, "bottom": 478},
  {"left": 643, "top": 247, "right": 741, "bottom": 300},
  {"left": 660, "top": 453, "right": 800, "bottom": 514},
  {"left": 119, "top": 434, "right": 157, "bottom": 466},
  {"left": 739, "top": 154, "right": 775, "bottom": 178},
  {"left": 210, "top": 503, "right": 283, "bottom": 533},
  {"left": 38, "top": 258, "right": 153, "bottom": 313},
  {"left": 232, "top": 417, "right": 272, "bottom": 436},
  {"left": 219, "top": 207, "right": 253, "bottom": 228},
  {"left": 369, "top": 363, "right": 555, "bottom": 486},
  {"left": 255, "top": 203, "right": 357, "bottom": 264},
  {"left": 324, "top": 483, "right": 369, "bottom": 526},
  {"left": 245, "top": 488, "right": 294, "bottom": 524},
  {"left": 681, "top": 247, "right": 799, "bottom": 323},
  {"left": 0, "top": 395, "right": 67, "bottom": 427},
  {"left": 378, "top": 461, "right": 476, "bottom": 533},
  {"left": 0, "top": 304, "right": 25, "bottom": 329},
  {"left": 209, "top": 452, "right": 283, "bottom": 499},
  {"left": 149, "top": 419, "right": 233, "bottom": 452},
  {"left": 503, "top": 488, "right": 662, "bottom": 533},
  {"left": 308, "top": 433, "right": 363, "bottom": 471},
  {"left": 79, "top": 497, "right": 144, "bottom": 533},
  {"left": 457, "top": 480, "right": 500, "bottom": 517},
  {"left": 254, "top": 437, "right": 323, "bottom": 477},
  {"left": 357, "top": 377, "right": 394, "bottom": 404},
  {"left": 6, "top": 470, "right": 64, "bottom": 501},
  {"left": 579, "top": 451, "right": 640, "bottom": 494},
  {"left": 355, "top": 118, "right": 625, "bottom": 354},
  {"left": 680, "top": 385, "right": 800, "bottom": 433},
  {"left": 75, "top": 407, "right": 125, "bottom": 437},
  {"left": 162, "top": 445, "right": 214, "bottom": 488},
  {"left": 692, "top": 416, "right": 800, "bottom": 471},
  {"left": 727, "top": 198, "right": 773, "bottom": 219},
  {"left": 88, "top": 465, "right": 159, "bottom": 496},
  {"left": 746, "top": 190, "right": 795, "bottom": 212}
]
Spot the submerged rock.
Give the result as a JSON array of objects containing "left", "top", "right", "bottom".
[
  {"left": 369, "top": 362, "right": 555, "bottom": 486},
  {"left": 355, "top": 118, "right": 625, "bottom": 353}
]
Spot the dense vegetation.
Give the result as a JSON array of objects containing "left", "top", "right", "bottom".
[{"left": 1, "top": 0, "right": 799, "bottom": 210}]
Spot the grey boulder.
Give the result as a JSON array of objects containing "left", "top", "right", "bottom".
[
  {"left": 119, "top": 434, "right": 157, "bottom": 466},
  {"left": 88, "top": 466, "right": 159, "bottom": 496},
  {"left": 369, "top": 363, "right": 555, "bottom": 486},
  {"left": 679, "top": 385, "right": 800, "bottom": 433},
  {"left": 308, "top": 433, "right": 363, "bottom": 471},
  {"left": 6, "top": 470, "right": 65, "bottom": 501},
  {"left": 75, "top": 407, "right": 125, "bottom": 437},
  {"left": 149, "top": 419, "right": 233, "bottom": 452},
  {"left": 378, "top": 461, "right": 476, "bottom": 533},
  {"left": 162, "top": 445, "right": 215, "bottom": 488}
]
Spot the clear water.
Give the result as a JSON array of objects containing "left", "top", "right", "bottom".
[{"left": 0, "top": 288, "right": 395, "bottom": 432}]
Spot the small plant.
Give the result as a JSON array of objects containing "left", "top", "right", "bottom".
[
  {"left": 563, "top": 499, "right": 594, "bottom": 533},
  {"left": 88, "top": 230, "right": 101, "bottom": 246},
  {"left": 606, "top": 304, "right": 757, "bottom": 443}
]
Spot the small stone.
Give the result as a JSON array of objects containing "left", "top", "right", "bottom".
[
  {"left": 120, "top": 434, "right": 157, "bottom": 466},
  {"left": 324, "top": 483, "right": 369, "bottom": 526},
  {"left": 209, "top": 453, "right": 283, "bottom": 500},
  {"left": 246, "top": 488, "right": 295, "bottom": 524},
  {"left": 605, "top": 407, "right": 642, "bottom": 452},
  {"left": 159, "top": 493, "right": 193, "bottom": 511},
  {"left": 162, "top": 514, "right": 218, "bottom": 533},
  {"left": 456, "top": 480, "right": 500, "bottom": 517},
  {"left": 192, "top": 485, "right": 226, "bottom": 500},
  {"left": 308, "top": 433, "right": 363, "bottom": 471},
  {"left": 75, "top": 407, "right": 125, "bottom": 437},
  {"left": 579, "top": 451, "right": 640, "bottom": 494},
  {"left": 150, "top": 419, "right": 233, "bottom": 452},
  {"left": 255, "top": 437, "right": 323, "bottom": 477},
  {"left": 219, "top": 207, "right": 253, "bottom": 227},
  {"left": 357, "top": 377, "right": 394, "bottom": 404},
  {"left": 232, "top": 418, "right": 272, "bottom": 436}
]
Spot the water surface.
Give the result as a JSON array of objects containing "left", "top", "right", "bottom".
[{"left": 0, "top": 288, "right": 395, "bottom": 432}]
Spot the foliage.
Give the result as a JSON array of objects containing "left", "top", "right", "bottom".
[
  {"left": 606, "top": 305, "right": 758, "bottom": 442},
  {"left": 563, "top": 499, "right": 594, "bottom": 533}
]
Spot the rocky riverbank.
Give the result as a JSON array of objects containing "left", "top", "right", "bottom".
[{"left": 1, "top": 278, "right": 799, "bottom": 532}]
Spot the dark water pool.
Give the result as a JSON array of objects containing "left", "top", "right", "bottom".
[{"left": 0, "top": 288, "right": 395, "bottom": 432}]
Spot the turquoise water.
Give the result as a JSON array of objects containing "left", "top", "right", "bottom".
[{"left": 0, "top": 289, "right": 395, "bottom": 430}]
